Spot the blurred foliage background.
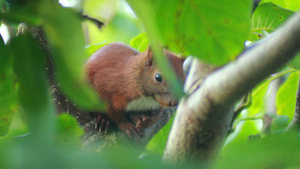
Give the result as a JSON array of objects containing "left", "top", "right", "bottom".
[
  {"left": 82, "top": 0, "right": 143, "bottom": 45},
  {"left": 0, "top": 0, "right": 300, "bottom": 168}
]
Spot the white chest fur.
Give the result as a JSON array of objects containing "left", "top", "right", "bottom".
[{"left": 125, "top": 96, "right": 161, "bottom": 111}]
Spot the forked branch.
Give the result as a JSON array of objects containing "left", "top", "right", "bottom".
[{"left": 163, "top": 12, "right": 300, "bottom": 165}]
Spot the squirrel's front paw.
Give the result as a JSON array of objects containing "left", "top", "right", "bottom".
[
  {"left": 119, "top": 122, "right": 144, "bottom": 140},
  {"left": 94, "top": 114, "right": 111, "bottom": 134}
]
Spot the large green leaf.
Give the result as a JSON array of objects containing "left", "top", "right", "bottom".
[
  {"left": 251, "top": 3, "right": 293, "bottom": 33},
  {"left": 276, "top": 71, "right": 299, "bottom": 123},
  {"left": 11, "top": 33, "right": 55, "bottom": 137},
  {"left": 250, "top": 3, "right": 300, "bottom": 69},
  {"left": 224, "top": 121, "right": 260, "bottom": 151},
  {"left": 0, "top": 1, "right": 42, "bottom": 25},
  {"left": 146, "top": 115, "right": 174, "bottom": 155},
  {"left": 37, "top": 1, "right": 105, "bottom": 111},
  {"left": 218, "top": 131, "right": 300, "bottom": 169},
  {"left": 0, "top": 37, "right": 17, "bottom": 136},
  {"left": 260, "top": 0, "right": 300, "bottom": 11},
  {"left": 127, "top": 0, "right": 252, "bottom": 65},
  {"left": 0, "top": 79, "right": 17, "bottom": 136}
]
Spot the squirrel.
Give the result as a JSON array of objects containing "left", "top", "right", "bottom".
[{"left": 85, "top": 42, "right": 185, "bottom": 139}]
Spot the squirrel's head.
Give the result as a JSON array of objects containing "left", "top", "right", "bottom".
[{"left": 139, "top": 47, "right": 185, "bottom": 107}]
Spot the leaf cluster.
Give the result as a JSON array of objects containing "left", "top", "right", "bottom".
[{"left": 0, "top": 0, "right": 299, "bottom": 168}]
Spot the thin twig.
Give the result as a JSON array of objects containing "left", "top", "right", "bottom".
[{"left": 82, "top": 15, "right": 104, "bottom": 29}]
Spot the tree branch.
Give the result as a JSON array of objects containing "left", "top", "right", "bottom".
[
  {"left": 163, "top": 12, "right": 300, "bottom": 165},
  {"left": 81, "top": 108, "right": 174, "bottom": 150},
  {"left": 183, "top": 57, "right": 219, "bottom": 94},
  {"left": 28, "top": 26, "right": 172, "bottom": 149}
]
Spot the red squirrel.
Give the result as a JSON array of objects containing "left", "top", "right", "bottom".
[{"left": 86, "top": 42, "right": 185, "bottom": 139}]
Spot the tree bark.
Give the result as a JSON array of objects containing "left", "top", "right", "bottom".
[{"left": 163, "top": 12, "right": 300, "bottom": 165}]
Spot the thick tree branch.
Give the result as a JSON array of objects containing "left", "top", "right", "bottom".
[
  {"left": 163, "top": 12, "right": 300, "bottom": 165},
  {"left": 183, "top": 57, "right": 219, "bottom": 94}
]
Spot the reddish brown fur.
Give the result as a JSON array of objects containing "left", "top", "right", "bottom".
[{"left": 86, "top": 42, "right": 185, "bottom": 133}]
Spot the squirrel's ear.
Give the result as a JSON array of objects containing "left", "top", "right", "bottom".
[{"left": 145, "top": 46, "right": 153, "bottom": 67}]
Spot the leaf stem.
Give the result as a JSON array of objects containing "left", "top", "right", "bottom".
[{"left": 232, "top": 116, "right": 264, "bottom": 131}]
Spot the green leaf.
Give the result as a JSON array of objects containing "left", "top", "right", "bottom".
[
  {"left": 56, "top": 113, "right": 84, "bottom": 145},
  {"left": 224, "top": 121, "right": 260, "bottom": 151},
  {"left": 219, "top": 131, "right": 300, "bottom": 169},
  {"left": 271, "top": 115, "right": 289, "bottom": 133},
  {"left": 130, "top": 33, "right": 149, "bottom": 52},
  {"left": 0, "top": 12, "right": 43, "bottom": 26},
  {"left": 0, "top": 36, "right": 13, "bottom": 79},
  {"left": 0, "top": 1, "right": 43, "bottom": 25},
  {"left": 0, "top": 37, "right": 17, "bottom": 136},
  {"left": 276, "top": 71, "right": 299, "bottom": 123},
  {"left": 1, "top": 109, "right": 29, "bottom": 139},
  {"left": 0, "top": 79, "right": 17, "bottom": 136},
  {"left": 127, "top": 0, "right": 252, "bottom": 65},
  {"left": 260, "top": 0, "right": 300, "bottom": 11},
  {"left": 146, "top": 115, "right": 174, "bottom": 155},
  {"left": 287, "top": 53, "right": 300, "bottom": 70},
  {"left": 251, "top": 3, "right": 294, "bottom": 33},
  {"left": 11, "top": 33, "right": 55, "bottom": 137},
  {"left": 246, "top": 81, "right": 269, "bottom": 117},
  {"left": 38, "top": 1, "right": 105, "bottom": 111},
  {"left": 127, "top": 0, "right": 253, "bottom": 100},
  {"left": 85, "top": 42, "right": 107, "bottom": 59}
]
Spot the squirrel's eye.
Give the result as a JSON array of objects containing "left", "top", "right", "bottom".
[{"left": 155, "top": 73, "right": 162, "bottom": 82}]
